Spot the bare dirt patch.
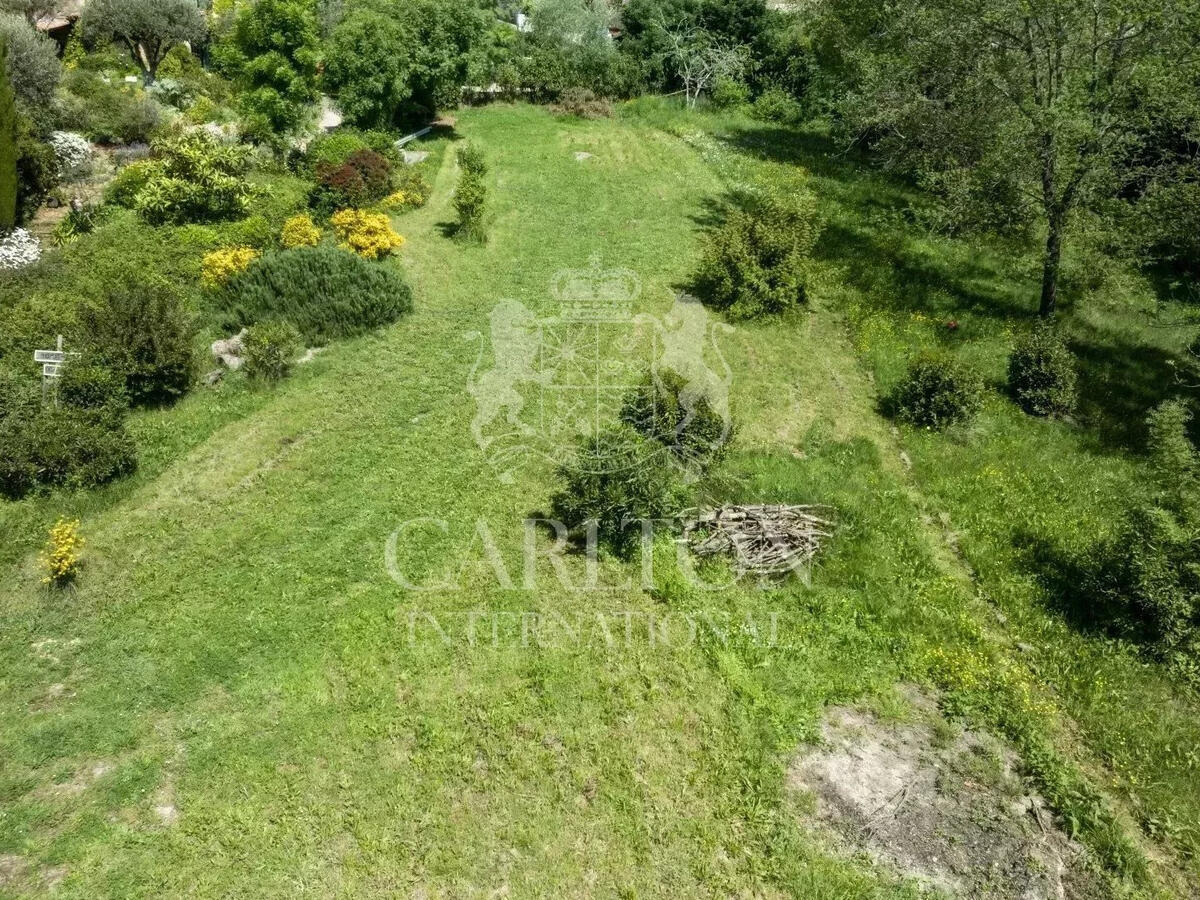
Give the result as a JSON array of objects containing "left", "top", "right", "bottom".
[{"left": 788, "top": 697, "right": 1101, "bottom": 898}]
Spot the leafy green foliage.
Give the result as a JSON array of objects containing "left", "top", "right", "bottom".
[
  {"left": 323, "top": 0, "right": 488, "bottom": 128},
  {"left": 550, "top": 423, "right": 685, "bottom": 555},
  {"left": 452, "top": 143, "right": 488, "bottom": 243},
  {"left": 0, "top": 365, "right": 136, "bottom": 499},
  {"left": 751, "top": 86, "right": 802, "bottom": 124},
  {"left": 888, "top": 351, "right": 984, "bottom": 429},
  {"left": 78, "top": 279, "right": 197, "bottom": 407},
  {"left": 0, "top": 35, "right": 16, "bottom": 231},
  {"left": 300, "top": 128, "right": 400, "bottom": 174},
  {"left": 216, "top": 244, "right": 413, "bottom": 343},
  {"left": 1097, "top": 401, "right": 1200, "bottom": 683},
  {"left": 55, "top": 69, "right": 161, "bottom": 144},
  {"left": 1007, "top": 324, "right": 1077, "bottom": 417},
  {"left": 14, "top": 116, "right": 57, "bottom": 226},
  {"left": 621, "top": 369, "right": 731, "bottom": 470},
  {"left": 819, "top": 0, "right": 1200, "bottom": 316},
  {"left": 134, "top": 131, "right": 252, "bottom": 226},
  {"left": 693, "top": 186, "right": 821, "bottom": 318},
  {"left": 242, "top": 319, "right": 301, "bottom": 382},
  {"left": 214, "top": 0, "right": 320, "bottom": 143},
  {"left": 81, "top": 0, "right": 207, "bottom": 85}
]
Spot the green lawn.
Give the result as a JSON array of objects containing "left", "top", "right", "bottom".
[{"left": 1, "top": 103, "right": 1197, "bottom": 897}]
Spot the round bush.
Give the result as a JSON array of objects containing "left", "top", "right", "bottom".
[
  {"left": 620, "top": 370, "right": 732, "bottom": 470},
  {"left": 242, "top": 320, "right": 301, "bottom": 382},
  {"left": 694, "top": 187, "right": 822, "bottom": 319},
  {"left": 217, "top": 244, "right": 413, "bottom": 343},
  {"left": 889, "top": 351, "right": 984, "bottom": 429},
  {"left": 79, "top": 279, "right": 198, "bottom": 407},
  {"left": 57, "top": 360, "right": 128, "bottom": 413},
  {"left": 549, "top": 423, "right": 685, "bottom": 556},
  {"left": 1007, "top": 324, "right": 1077, "bottom": 417}
]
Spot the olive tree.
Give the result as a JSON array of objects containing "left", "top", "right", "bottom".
[
  {"left": 82, "top": 0, "right": 207, "bottom": 85},
  {"left": 0, "top": 12, "right": 60, "bottom": 111},
  {"left": 826, "top": 0, "right": 1200, "bottom": 317}
]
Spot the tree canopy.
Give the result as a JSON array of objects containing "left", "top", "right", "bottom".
[
  {"left": 213, "top": 0, "right": 321, "bottom": 142},
  {"left": 822, "top": 0, "right": 1200, "bottom": 316},
  {"left": 82, "top": 0, "right": 207, "bottom": 85},
  {"left": 323, "top": 0, "right": 488, "bottom": 129}
]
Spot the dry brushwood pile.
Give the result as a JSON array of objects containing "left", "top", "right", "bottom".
[{"left": 683, "top": 505, "right": 835, "bottom": 578}]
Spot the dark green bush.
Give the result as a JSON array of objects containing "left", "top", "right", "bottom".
[
  {"left": 888, "top": 351, "right": 984, "bottom": 429},
  {"left": 550, "top": 423, "right": 685, "bottom": 556},
  {"left": 621, "top": 370, "right": 732, "bottom": 470},
  {"left": 1008, "top": 324, "right": 1077, "bottom": 417},
  {"left": 217, "top": 244, "right": 413, "bottom": 343},
  {"left": 56, "top": 359, "right": 128, "bottom": 412},
  {"left": 1097, "top": 401, "right": 1200, "bottom": 682},
  {"left": 78, "top": 279, "right": 197, "bottom": 407},
  {"left": 15, "top": 118, "right": 58, "bottom": 226},
  {"left": 0, "top": 369, "right": 136, "bottom": 499},
  {"left": 242, "top": 320, "right": 301, "bottom": 382},
  {"left": 693, "top": 187, "right": 822, "bottom": 319}
]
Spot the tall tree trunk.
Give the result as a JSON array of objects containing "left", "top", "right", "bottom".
[{"left": 1039, "top": 212, "right": 1063, "bottom": 318}]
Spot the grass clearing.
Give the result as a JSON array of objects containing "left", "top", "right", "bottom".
[{"left": 1, "top": 103, "right": 1197, "bottom": 897}]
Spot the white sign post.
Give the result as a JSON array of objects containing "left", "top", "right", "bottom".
[{"left": 33, "top": 335, "right": 77, "bottom": 405}]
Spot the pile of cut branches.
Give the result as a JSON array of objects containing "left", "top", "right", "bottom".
[{"left": 683, "top": 505, "right": 834, "bottom": 578}]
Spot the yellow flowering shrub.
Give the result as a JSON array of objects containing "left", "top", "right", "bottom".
[
  {"left": 280, "top": 214, "right": 321, "bottom": 249},
  {"left": 202, "top": 246, "right": 260, "bottom": 288},
  {"left": 330, "top": 209, "right": 405, "bottom": 260},
  {"left": 40, "top": 518, "right": 84, "bottom": 587}
]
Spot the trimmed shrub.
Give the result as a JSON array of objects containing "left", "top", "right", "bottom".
[
  {"left": 694, "top": 187, "right": 822, "bottom": 319},
  {"left": 216, "top": 244, "right": 413, "bottom": 343},
  {"left": 280, "top": 213, "right": 320, "bottom": 248},
  {"left": 49, "top": 131, "right": 92, "bottom": 180},
  {"left": 621, "top": 370, "right": 732, "bottom": 470},
  {"left": 79, "top": 279, "right": 197, "bottom": 406},
  {"left": 242, "top": 320, "right": 301, "bottom": 382},
  {"left": 1007, "top": 324, "right": 1077, "bottom": 417},
  {"left": 302, "top": 128, "right": 400, "bottom": 174},
  {"left": 453, "top": 143, "right": 488, "bottom": 244},
  {"left": 888, "top": 351, "right": 984, "bottom": 429},
  {"left": 330, "top": 208, "right": 404, "bottom": 259},
  {"left": 550, "top": 423, "right": 685, "bottom": 556},
  {"left": 40, "top": 518, "right": 84, "bottom": 588}
]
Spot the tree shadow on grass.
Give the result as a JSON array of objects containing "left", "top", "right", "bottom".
[
  {"left": 1012, "top": 529, "right": 1143, "bottom": 643},
  {"left": 1068, "top": 319, "right": 1188, "bottom": 454}
]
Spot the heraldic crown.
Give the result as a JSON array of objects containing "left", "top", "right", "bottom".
[{"left": 551, "top": 254, "right": 642, "bottom": 322}]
